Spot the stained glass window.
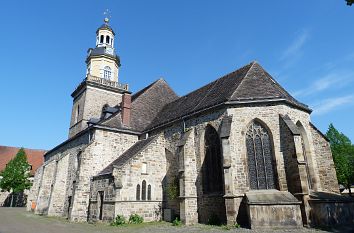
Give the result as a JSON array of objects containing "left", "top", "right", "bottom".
[{"left": 246, "top": 121, "right": 277, "bottom": 190}]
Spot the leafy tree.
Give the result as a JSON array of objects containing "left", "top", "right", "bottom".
[
  {"left": 326, "top": 124, "right": 354, "bottom": 196},
  {"left": 347, "top": 0, "right": 354, "bottom": 6},
  {"left": 0, "top": 148, "right": 32, "bottom": 206}
]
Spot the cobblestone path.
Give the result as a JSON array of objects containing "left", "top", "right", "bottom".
[{"left": 0, "top": 208, "right": 351, "bottom": 233}]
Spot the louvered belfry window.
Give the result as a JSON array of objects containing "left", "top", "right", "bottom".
[{"left": 246, "top": 121, "right": 277, "bottom": 190}]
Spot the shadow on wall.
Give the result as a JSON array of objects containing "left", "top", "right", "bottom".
[
  {"left": 2, "top": 192, "right": 27, "bottom": 207},
  {"left": 309, "top": 192, "right": 354, "bottom": 227},
  {"left": 162, "top": 148, "right": 180, "bottom": 221}
]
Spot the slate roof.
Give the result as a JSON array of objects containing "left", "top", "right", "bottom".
[
  {"left": 100, "top": 79, "right": 178, "bottom": 132},
  {"left": 146, "top": 62, "right": 310, "bottom": 131},
  {"left": 0, "top": 146, "right": 46, "bottom": 176},
  {"left": 97, "top": 136, "right": 157, "bottom": 176}
]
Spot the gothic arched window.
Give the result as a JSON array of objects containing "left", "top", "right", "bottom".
[
  {"left": 106, "top": 35, "right": 110, "bottom": 44},
  {"left": 147, "top": 185, "right": 151, "bottom": 200},
  {"left": 142, "top": 180, "right": 146, "bottom": 200},
  {"left": 203, "top": 125, "right": 223, "bottom": 194},
  {"left": 246, "top": 121, "right": 277, "bottom": 190},
  {"left": 136, "top": 184, "right": 140, "bottom": 200},
  {"left": 103, "top": 66, "right": 111, "bottom": 80},
  {"left": 100, "top": 35, "right": 104, "bottom": 43}
]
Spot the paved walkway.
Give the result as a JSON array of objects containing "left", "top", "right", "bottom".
[{"left": 0, "top": 208, "right": 349, "bottom": 233}]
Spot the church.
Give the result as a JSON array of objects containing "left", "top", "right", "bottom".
[{"left": 27, "top": 18, "right": 354, "bottom": 228}]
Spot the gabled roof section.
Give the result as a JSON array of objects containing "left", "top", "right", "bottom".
[
  {"left": 0, "top": 146, "right": 46, "bottom": 176},
  {"left": 147, "top": 62, "right": 310, "bottom": 131},
  {"left": 100, "top": 78, "right": 178, "bottom": 132},
  {"left": 97, "top": 136, "right": 157, "bottom": 176},
  {"left": 229, "top": 63, "right": 308, "bottom": 110}
]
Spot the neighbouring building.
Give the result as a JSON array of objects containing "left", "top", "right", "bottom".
[
  {"left": 27, "top": 18, "right": 354, "bottom": 229},
  {"left": 0, "top": 146, "right": 45, "bottom": 206}
]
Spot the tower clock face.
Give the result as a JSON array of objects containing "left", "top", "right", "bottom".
[{"left": 106, "top": 47, "right": 114, "bottom": 55}]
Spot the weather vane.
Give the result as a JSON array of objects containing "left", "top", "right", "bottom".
[{"left": 103, "top": 9, "right": 111, "bottom": 24}]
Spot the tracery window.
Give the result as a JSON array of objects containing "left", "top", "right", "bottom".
[
  {"left": 203, "top": 125, "right": 223, "bottom": 194},
  {"left": 246, "top": 121, "right": 277, "bottom": 190},
  {"left": 103, "top": 66, "right": 111, "bottom": 80},
  {"left": 142, "top": 180, "right": 146, "bottom": 200},
  {"left": 136, "top": 184, "right": 140, "bottom": 200}
]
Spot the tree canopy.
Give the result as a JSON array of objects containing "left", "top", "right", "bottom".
[
  {"left": 347, "top": 0, "right": 354, "bottom": 6},
  {"left": 326, "top": 124, "right": 354, "bottom": 195},
  {"left": 0, "top": 148, "right": 32, "bottom": 193}
]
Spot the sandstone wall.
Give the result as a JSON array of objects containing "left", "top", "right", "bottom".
[
  {"left": 70, "top": 129, "right": 138, "bottom": 221},
  {"left": 69, "top": 85, "right": 123, "bottom": 138},
  {"left": 112, "top": 134, "right": 166, "bottom": 222},
  {"left": 310, "top": 125, "right": 339, "bottom": 193}
]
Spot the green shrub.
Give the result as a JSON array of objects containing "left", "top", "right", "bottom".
[
  {"left": 111, "top": 214, "right": 126, "bottom": 226},
  {"left": 167, "top": 177, "right": 179, "bottom": 200},
  {"left": 128, "top": 214, "right": 144, "bottom": 224},
  {"left": 221, "top": 222, "right": 241, "bottom": 230},
  {"left": 172, "top": 217, "right": 182, "bottom": 226}
]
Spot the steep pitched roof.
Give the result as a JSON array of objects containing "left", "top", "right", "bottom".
[
  {"left": 0, "top": 146, "right": 46, "bottom": 176},
  {"left": 147, "top": 62, "right": 310, "bottom": 131},
  {"left": 97, "top": 136, "right": 157, "bottom": 176},
  {"left": 100, "top": 79, "right": 178, "bottom": 132}
]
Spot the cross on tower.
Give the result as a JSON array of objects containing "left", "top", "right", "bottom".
[{"left": 103, "top": 9, "right": 111, "bottom": 24}]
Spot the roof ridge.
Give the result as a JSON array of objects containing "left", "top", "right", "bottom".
[
  {"left": 132, "top": 78, "right": 176, "bottom": 101},
  {"left": 229, "top": 61, "right": 256, "bottom": 100}
]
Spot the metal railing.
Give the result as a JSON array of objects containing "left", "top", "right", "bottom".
[{"left": 86, "top": 74, "right": 128, "bottom": 91}]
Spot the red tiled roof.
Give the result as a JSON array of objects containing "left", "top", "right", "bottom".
[{"left": 0, "top": 146, "right": 46, "bottom": 176}]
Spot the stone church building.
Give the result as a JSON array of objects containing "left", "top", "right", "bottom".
[{"left": 27, "top": 19, "right": 353, "bottom": 228}]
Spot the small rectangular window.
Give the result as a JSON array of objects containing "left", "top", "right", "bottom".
[{"left": 141, "top": 162, "right": 147, "bottom": 174}]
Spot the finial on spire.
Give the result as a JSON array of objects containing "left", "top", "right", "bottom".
[{"left": 103, "top": 9, "right": 111, "bottom": 24}]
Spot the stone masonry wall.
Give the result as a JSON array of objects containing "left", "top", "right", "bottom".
[
  {"left": 69, "top": 86, "right": 123, "bottom": 138},
  {"left": 35, "top": 160, "right": 57, "bottom": 214},
  {"left": 31, "top": 132, "right": 90, "bottom": 216},
  {"left": 70, "top": 129, "right": 138, "bottom": 221},
  {"left": 112, "top": 134, "right": 166, "bottom": 222},
  {"left": 310, "top": 125, "right": 339, "bottom": 193},
  {"left": 226, "top": 104, "right": 321, "bottom": 194},
  {"left": 89, "top": 176, "right": 116, "bottom": 221},
  {"left": 27, "top": 165, "right": 44, "bottom": 211},
  {"left": 48, "top": 154, "right": 70, "bottom": 216},
  {"left": 279, "top": 117, "right": 302, "bottom": 195}
]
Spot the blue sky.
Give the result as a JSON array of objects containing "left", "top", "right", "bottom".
[{"left": 0, "top": 1, "right": 353, "bottom": 150}]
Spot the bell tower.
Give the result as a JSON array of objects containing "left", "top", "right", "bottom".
[
  {"left": 68, "top": 18, "right": 129, "bottom": 138},
  {"left": 86, "top": 17, "right": 120, "bottom": 82}
]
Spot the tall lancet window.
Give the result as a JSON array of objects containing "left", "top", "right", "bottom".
[
  {"left": 246, "top": 121, "right": 277, "bottom": 190},
  {"left": 103, "top": 66, "right": 112, "bottom": 80}
]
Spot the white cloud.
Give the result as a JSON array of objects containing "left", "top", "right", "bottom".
[
  {"left": 280, "top": 30, "right": 309, "bottom": 61},
  {"left": 292, "top": 71, "right": 354, "bottom": 97},
  {"left": 312, "top": 95, "right": 354, "bottom": 115}
]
